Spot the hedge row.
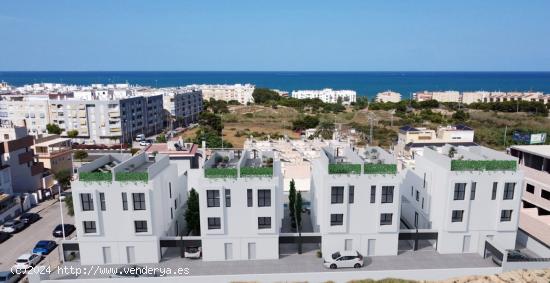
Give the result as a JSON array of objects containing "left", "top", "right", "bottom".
[
  {"left": 364, "top": 163, "right": 397, "bottom": 174},
  {"left": 205, "top": 168, "right": 238, "bottom": 178},
  {"left": 79, "top": 172, "right": 112, "bottom": 182},
  {"left": 450, "top": 160, "right": 517, "bottom": 171},
  {"left": 115, "top": 172, "right": 149, "bottom": 182},
  {"left": 240, "top": 167, "right": 273, "bottom": 177},
  {"left": 328, "top": 164, "right": 362, "bottom": 174}
]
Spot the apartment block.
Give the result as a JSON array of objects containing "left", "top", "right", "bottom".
[
  {"left": 291, "top": 89, "right": 357, "bottom": 105},
  {"left": 310, "top": 146, "right": 401, "bottom": 257},
  {"left": 32, "top": 135, "right": 73, "bottom": 174},
  {"left": 376, "top": 91, "right": 402, "bottom": 103},
  {"left": 187, "top": 84, "right": 255, "bottom": 104},
  {"left": 509, "top": 145, "right": 550, "bottom": 245},
  {"left": 72, "top": 152, "right": 185, "bottom": 265},
  {"left": 402, "top": 145, "right": 523, "bottom": 255},
  {"left": 187, "top": 149, "right": 284, "bottom": 261},
  {"left": 163, "top": 89, "right": 203, "bottom": 127}
]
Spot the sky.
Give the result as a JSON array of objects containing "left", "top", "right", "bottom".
[{"left": 0, "top": 0, "right": 549, "bottom": 71}]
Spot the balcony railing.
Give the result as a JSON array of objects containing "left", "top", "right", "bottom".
[
  {"left": 328, "top": 164, "right": 361, "bottom": 174},
  {"left": 450, "top": 160, "right": 517, "bottom": 171},
  {"left": 364, "top": 163, "right": 397, "bottom": 174},
  {"left": 204, "top": 168, "right": 238, "bottom": 178},
  {"left": 79, "top": 172, "right": 113, "bottom": 182},
  {"left": 240, "top": 167, "right": 273, "bottom": 177},
  {"left": 115, "top": 172, "right": 149, "bottom": 182}
]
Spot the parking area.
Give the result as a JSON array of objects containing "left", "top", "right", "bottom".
[{"left": 0, "top": 198, "right": 74, "bottom": 272}]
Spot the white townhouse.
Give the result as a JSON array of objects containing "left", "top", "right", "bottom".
[
  {"left": 72, "top": 152, "right": 186, "bottom": 265},
  {"left": 401, "top": 145, "right": 523, "bottom": 255},
  {"left": 187, "top": 149, "right": 284, "bottom": 261},
  {"left": 291, "top": 89, "right": 357, "bottom": 105},
  {"left": 310, "top": 145, "right": 401, "bottom": 257}
]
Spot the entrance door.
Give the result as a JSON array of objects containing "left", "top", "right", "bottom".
[
  {"left": 102, "top": 247, "right": 111, "bottom": 264},
  {"left": 462, "top": 235, "right": 471, "bottom": 253},
  {"left": 248, "top": 243, "right": 256, "bottom": 260},
  {"left": 126, "top": 246, "right": 135, "bottom": 263},
  {"left": 224, "top": 243, "right": 233, "bottom": 260},
  {"left": 345, "top": 239, "right": 353, "bottom": 251},
  {"left": 367, "top": 239, "right": 376, "bottom": 256}
]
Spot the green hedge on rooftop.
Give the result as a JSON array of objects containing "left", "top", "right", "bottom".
[
  {"left": 328, "top": 164, "right": 361, "bottom": 174},
  {"left": 115, "top": 172, "right": 149, "bottom": 182},
  {"left": 205, "top": 168, "right": 238, "bottom": 178},
  {"left": 240, "top": 167, "right": 273, "bottom": 177},
  {"left": 79, "top": 172, "right": 112, "bottom": 182},
  {"left": 450, "top": 160, "right": 517, "bottom": 171},
  {"left": 364, "top": 163, "right": 397, "bottom": 174}
]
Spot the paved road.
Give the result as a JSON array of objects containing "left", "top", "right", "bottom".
[{"left": 0, "top": 198, "right": 74, "bottom": 271}]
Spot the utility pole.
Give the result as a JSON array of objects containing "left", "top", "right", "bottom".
[{"left": 504, "top": 125, "right": 508, "bottom": 148}]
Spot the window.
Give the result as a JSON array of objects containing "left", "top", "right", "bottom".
[
  {"left": 453, "top": 183, "right": 466, "bottom": 200},
  {"left": 207, "top": 217, "right": 221, "bottom": 229},
  {"left": 132, "top": 193, "right": 146, "bottom": 210},
  {"left": 381, "top": 186, "right": 394, "bottom": 203},
  {"left": 410, "top": 186, "right": 413, "bottom": 197},
  {"left": 331, "top": 187, "right": 344, "bottom": 204},
  {"left": 207, "top": 190, "right": 220, "bottom": 207},
  {"left": 80, "top": 193, "right": 94, "bottom": 211},
  {"left": 122, "top": 192, "right": 128, "bottom": 210},
  {"left": 170, "top": 208, "right": 173, "bottom": 219},
  {"left": 134, "top": 221, "right": 148, "bottom": 233},
  {"left": 83, "top": 221, "right": 96, "bottom": 233},
  {"left": 370, "top": 186, "right": 376, "bottom": 203},
  {"left": 542, "top": 190, "right": 550, "bottom": 201},
  {"left": 99, "top": 193, "right": 106, "bottom": 211},
  {"left": 247, "top": 189, "right": 253, "bottom": 207},
  {"left": 451, "top": 210, "right": 464, "bottom": 222},
  {"left": 526, "top": 183, "right": 535, "bottom": 194},
  {"left": 225, "top": 189, "right": 231, "bottom": 207},
  {"left": 492, "top": 182, "right": 498, "bottom": 200},
  {"left": 258, "top": 189, "right": 271, "bottom": 207},
  {"left": 380, "top": 213, "right": 393, "bottom": 225},
  {"left": 349, "top": 186, "right": 354, "bottom": 204},
  {"left": 330, "top": 214, "right": 343, "bottom": 226},
  {"left": 421, "top": 198, "right": 425, "bottom": 209},
  {"left": 415, "top": 190, "right": 420, "bottom": 202},
  {"left": 500, "top": 210, "right": 512, "bottom": 222},
  {"left": 503, "top": 183, "right": 515, "bottom": 200},
  {"left": 258, "top": 217, "right": 271, "bottom": 229},
  {"left": 169, "top": 182, "right": 172, "bottom": 198},
  {"left": 470, "top": 182, "right": 477, "bottom": 200}
]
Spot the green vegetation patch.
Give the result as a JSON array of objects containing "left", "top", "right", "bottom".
[
  {"left": 450, "top": 160, "right": 517, "bottom": 171},
  {"left": 364, "top": 163, "right": 397, "bottom": 174},
  {"left": 240, "top": 167, "right": 273, "bottom": 177},
  {"left": 115, "top": 172, "right": 149, "bottom": 182},
  {"left": 204, "top": 168, "right": 238, "bottom": 178},
  {"left": 328, "top": 163, "right": 361, "bottom": 174},
  {"left": 79, "top": 172, "right": 112, "bottom": 182}
]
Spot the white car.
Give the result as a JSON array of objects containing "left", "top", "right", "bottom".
[
  {"left": 12, "top": 254, "right": 41, "bottom": 271},
  {"left": 323, "top": 251, "right": 364, "bottom": 269},
  {"left": 139, "top": 140, "right": 151, "bottom": 146},
  {"left": 2, "top": 220, "right": 25, "bottom": 233},
  {"left": 184, "top": 246, "right": 202, "bottom": 259}
]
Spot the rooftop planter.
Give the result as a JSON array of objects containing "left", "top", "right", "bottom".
[
  {"left": 364, "top": 163, "right": 397, "bottom": 174},
  {"left": 328, "top": 163, "right": 361, "bottom": 175},
  {"left": 205, "top": 168, "right": 238, "bottom": 178},
  {"left": 450, "top": 160, "right": 517, "bottom": 171},
  {"left": 79, "top": 172, "right": 112, "bottom": 182},
  {"left": 240, "top": 167, "right": 273, "bottom": 177},
  {"left": 115, "top": 172, "right": 149, "bottom": 182}
]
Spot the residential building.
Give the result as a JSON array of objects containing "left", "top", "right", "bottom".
[
  {"left": 291, "top": 89, "right": 357, "bottom": 105},
  {"left": 414, "top": 91, "right": 461, "bottom": 103},
  {"left": 32, "top": 135, "right": 73, "bottom": 174},
  {"left": 162, "top": 89, "right": 203, "bottom": 127},
  {"left": 509, "top": 145, "right": 550, "bottom": 245},
  {"left": 187, "top": 84, "right": 255, "bottom": 104},
  {"left": 462, "top": 91, "right": 491, "bottom": 104},
  {"left": 0, "top": 194, "right": 19, "bottom": 225},
  {"left": 145, "top": 140, "right": 200, "bottom": 175},
  {"left": 72, "top": 152, "right": 185, "bottom": 265},
  {"left": 187, "top": 148, "right": 284, "bottom": 261},
  {"left": 402, "top": 145, "right": 522, "bottom": 255},
  {"left": 0, "top": 120, "right": 44, "bottom": 195},
  {"left": 397, "top": 125, "right": 476, "bottom": 158},
  {"left": 310, "top": 145, "right": 401, "bottom": 257},
  {"left": 376, "top": 91, "right": 401, "bottom": 103}
]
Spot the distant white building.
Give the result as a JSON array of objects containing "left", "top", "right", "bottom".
[
  {"left": 376, "top": 91, "right": 401, "bottom": 103},
  {"left": 291, "top": 89, "right": 356, "bottom": 105},
  {"left": 414, "top": 91, "right": 460, "bottom": 103},
  {"left": 187, "top": 84, "right": 255, "bottom": 104},
  {"left": 402, "top": 145, "right": 522, "bottom": 255}
]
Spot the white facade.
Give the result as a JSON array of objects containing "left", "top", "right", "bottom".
[
  {"left": 376, "top": 91, "right": 401, "bottom": 103},
  {"left": 311, "top": 146, "right": 401, "bottom": 257},
  {"left": 73, "top": 153, "right": 186, "bottom": 265},
  {"left": 291, "top": 89, "right": 357, "bottom": 105},
  {"left": 187, "top": 84, "right": 255, "bottom": 104},
  {"left": 401, "top": 145, "right": 523, "bottom": 255},
  {"left": 187, "top": 149, "right": 283, "bottom": 261}
]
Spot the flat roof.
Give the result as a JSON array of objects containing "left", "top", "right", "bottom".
[
  {"left": 34, "top": 137, "right": 71, "bottom": 147},
  {"left": 511, "top": 145, "right": 550, "bottom": 159},
  {"left": 146, "top": 143, "right": 198, "bottom": 157}
]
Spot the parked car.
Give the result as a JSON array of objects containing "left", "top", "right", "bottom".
[
  {"left": 492, "top": 249, "right": 529, "bottom": 266},
  {"left": 139, "top": 140, "right": 151, "bottom": 146},
  {"left": 323, "top": 251, "right": 364, "bottom": 269},
  {"left": 12, "top": 254, "right": 41, "bottom": 271},
  {"left": 0, "top": 232, "right": 11, "bottom": 243},
  {"left": 184, "top": 246, "right": 202, "bottom": 259},
  {"left": 32, "top": 240, "right": 57, "bottom": 255},
  {"left": 135, "top": 134, "right": 145, "bottom": 142},
  {"left": 52, "top": 224, "right": 75, "bottom": 238},
  {"left": 1, "top": 220, "right": 26, "bottom": 234},
  {"left": 19, "top": 213, "right": 40, "bottom": 225},
  {"left": 109, "top": 265, "right": 158, "bottom": 278},
  {"left": 0, "top": 271, "right": 20, "bottom": 283}
]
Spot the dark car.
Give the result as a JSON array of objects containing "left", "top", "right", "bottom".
[
  {"left": 19, "top": 213, "right": 40, "bottom": 225},
  {"left": 32, "top": 240, "right": 57, "bottom": 255},
  {"left": 0, "top": 231, "right": 10, "bottom": 243},
  {"left": 52, "top": 224, "right": 75, "bottom": 238}
]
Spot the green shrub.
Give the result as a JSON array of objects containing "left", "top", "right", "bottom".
[
  {"left": 364, "top": 163, "right": 397, "bottom": 174},
  {"left": 115, "top": 172, "right": 149, "bottom": 182},
  {"left": 240, "top": 167, "right": 273, "bottom": 177},
  {"left": 328, "top": 164, "right": 361, "bottom": 174},
  {"left": 451, "top": 160, "right": 517, "bottom": 171},
  {"left": 205, "top": 168, "right": 238, "bottom": 178},
  {"left": 79, "top": 172, "right": 112, "bottom": 182}
]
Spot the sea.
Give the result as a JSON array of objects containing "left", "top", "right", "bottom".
[{"left": 1, "top": 71, "right": 550, "bottom": 99}]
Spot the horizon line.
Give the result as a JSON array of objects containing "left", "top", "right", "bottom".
[{"left": 2, "top": 70, "right": 550, "bottom": 73}]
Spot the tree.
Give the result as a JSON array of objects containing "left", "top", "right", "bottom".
[
  {"left": 66, "top": 129, "right": 79, "bottom": 138},
  {"left": 73, "top": 150, "right": 88, "bottom": 162},
  {"left": 185, "top": 188, "right": 200, "bottom": 235},
  {"left": 54, "top": 169, "right": 71, "bottom": 189},
  {"left": 316, "top": 121, "right": 335, "bottom": 139},
  {"left": 46, "top": 123, "right": 62, "bottom": 135},
  {"left": 64, "top": 195, "right": 74, "bottom": 217},
  {"left": 156, "top": 133, "right": 167, "bottom": 143},
  {"left": 292, "top": 115, "right": 320, "bottom": 131},
  {"left": 288, "top": 179, "right": 296, "bottom": 228},
  {"left": 296, "top": 191, "right": 303, "bottom": 229},
  {"left": 452, "top": 110, "right": 469, "bottom": 123},
  {"left": 198, "top": 112, "right": 223, "bottom": 134},
  {"left": 252, "top": 88, "right": 281, "bottom": 104},
  {"left": 192, "top": 128, "right": 233, "bottom": 148}
]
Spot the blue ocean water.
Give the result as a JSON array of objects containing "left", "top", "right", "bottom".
[{"left": 1, "top": 71, "right": 550, "bottom": 98}]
